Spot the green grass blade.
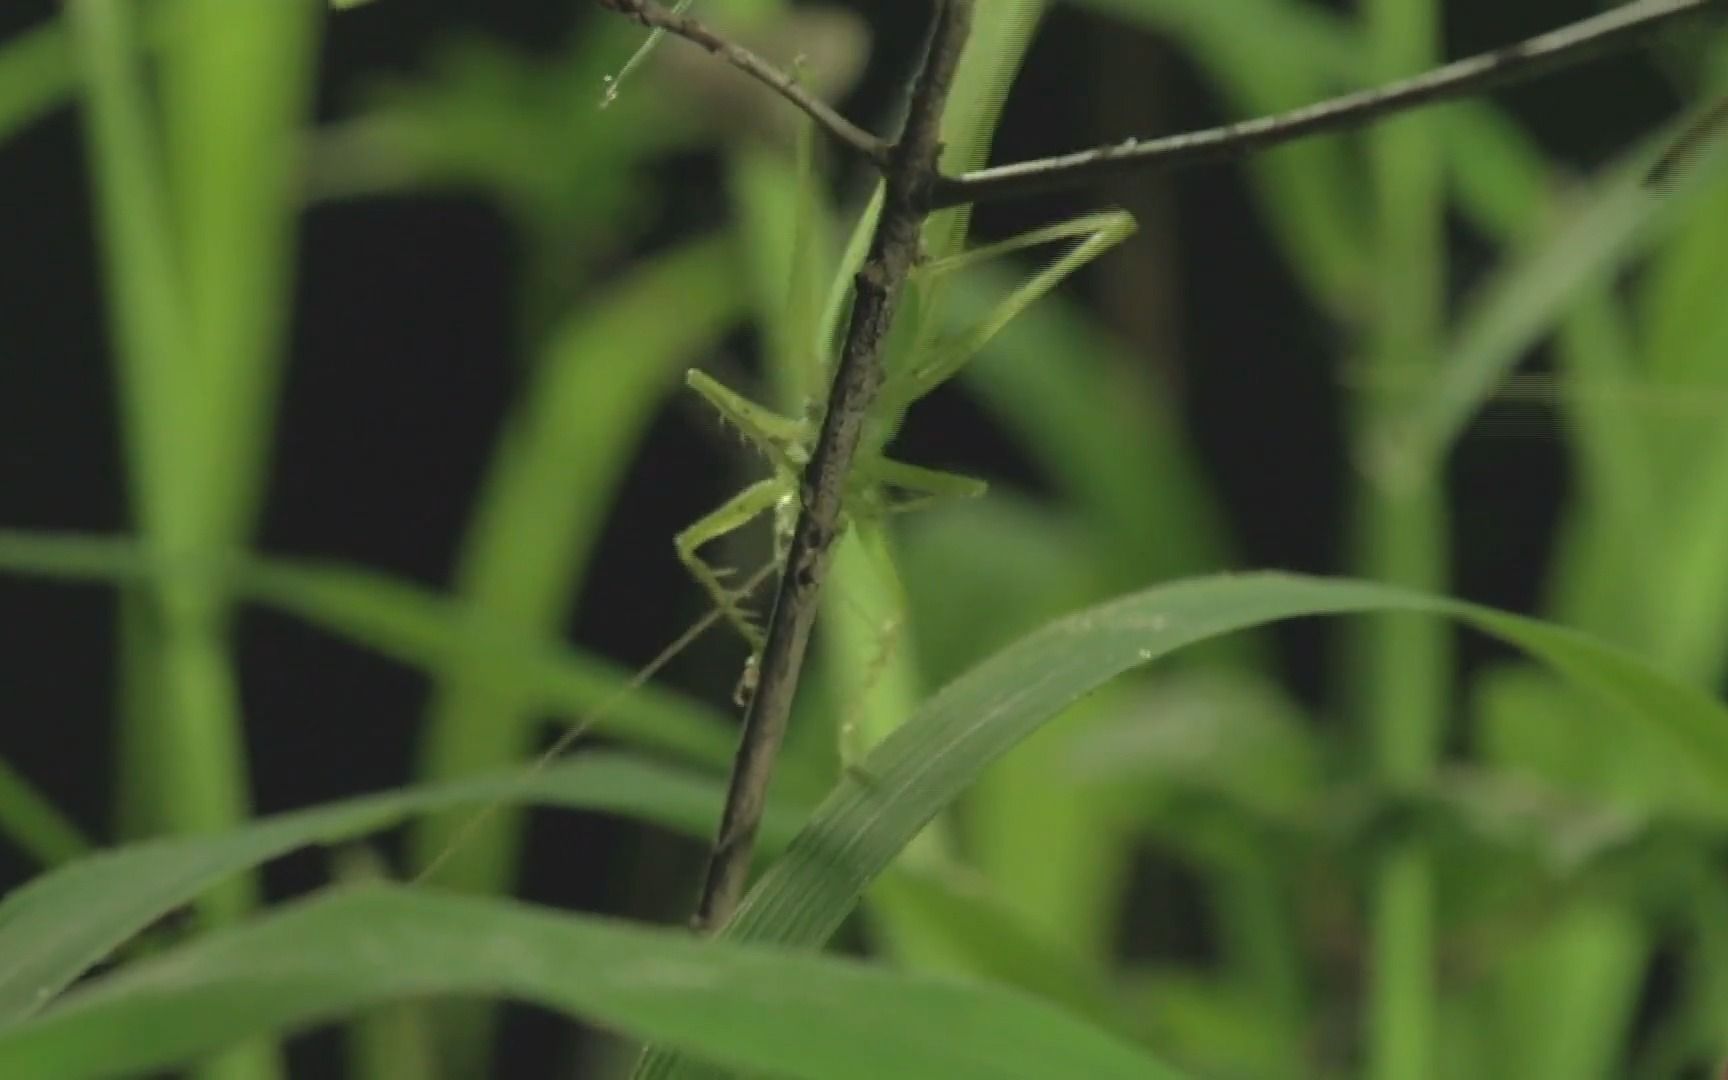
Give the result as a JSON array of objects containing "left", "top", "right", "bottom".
[
  {"left": 67, "top": 8, "right": 261, "bottom": 988},
  {"left": 863, "top": 860, "right": 1135, "bottom": 1037},
  {"left": 1356, "top": 1, "right": 1449, "bottom": 1075},
  {"left": 0, "top": 760, "right": 91, "bottom": 868},
  {"left": 1471, "top": 667, "right": 1653, "bottom": 1080},
  {"left": 638, "top": 572, "right": 1728, "bottom": 1077},
  {"left": 0, "top": 754, "right": 790, "bottom": 1026},
  {"left": 1545, "top": 294, "right": 1660, "bottom": 643},
  {"left": 949, "top": 270, "right": 1234, "bottom": 590},
  {"left": 1071, "top": 0, "right": 1359, "bottom": 78},
  {"left": 156, "top": 0, "right": 321, "bottom": 548},
  {"left": 0, "top": 884, "right": 1184, "bottom": 1080},
  {"left": 0, "top": 23, "right": 76, "bottom": 146},
  {"left": 66, "top": 0, "right": 184, "bottom": 469},
  {"left": 900, "top": 498, "right": 1140, "bottom": 959},
  {"left": 1378, "top": 134, "right": 1726, "bottom": 481},
  {"left": 1069, "top": 0, "right": 1369, "bottom": 310}
]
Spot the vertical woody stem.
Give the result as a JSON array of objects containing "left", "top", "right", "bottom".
[{"left": 691, "top": 0, "right": 977, "bottom": 932}]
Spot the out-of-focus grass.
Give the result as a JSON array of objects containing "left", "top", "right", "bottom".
[
  {"left": 60, "top": 3, "right": 322, "bottom": 1078},
  {"left": 4, "top": 2, "right": 1728, "bottom": 1078}
]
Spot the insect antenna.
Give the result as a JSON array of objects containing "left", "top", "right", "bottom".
[
  {"left": 414, "top": 557, "right": 778, "bottom": 886},
  {"left": 599, "top": 0, "right": 697, "bottom": 109}
]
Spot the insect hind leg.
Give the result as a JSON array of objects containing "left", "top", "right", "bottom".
[
  {"left": 863, "top": 457, "right": 989, "bottom": 517},
  {"left": 902, "top": 209, "right": 1138, "bottom": 402}
]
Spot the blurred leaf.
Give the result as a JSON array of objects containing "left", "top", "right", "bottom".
[
  {"left": 0, "top": 23, "right": 75, "bottom": 145},
  {"left": 155, "top": 0, "right": 322, "bottom": 550},
  {"left": 950, "top": 273, "right": 1235, "bottom": 592},
  {"left": 866, "top": 861, "right": 1135, "bottom": 1038},
  {"left": 1440, "top": 107, "right": 1553, "bottom": 241},
  {"left": 1474, "top": 664, "right": 1636, "bottom": 801},
  {"left": 0, "top": 884, "right": 1182, "bottom": 1080},
  {"left": 1067, "top": 0, "right": 1369, "bottom": 311},
  {"left": 1466, "top": 664, "right": 1706, "bottom": 1080},
  {"left": 1065, "top": 669, "right": 1322, "bottom": 821},
  {"left": 0, "top": 531, "right": 745, "bottom": 777},
  {"left": 0, "top": 759, "right": 91, "bottom": 868},
  {"left": 640, "top": 572, "right": 1728, "bottom": 1077},
  {"left": 1374, "top": 119, "right": 1728, "bottom": 482},
  {"left": 306, "top": 27, "right": 671, "bottom": 228},
  {"left": 0, "top": 753, "right": 798, "bottom": 1027},
  {"left": 1121, "top": 966, "right": 1299, "bottom": 1080},
  {"left": 900, "top": 496, "right": 1137, "bottom": 958}
]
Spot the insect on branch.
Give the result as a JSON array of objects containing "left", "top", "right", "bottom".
[
  {"left": 672, "top": 0, "right": 976, "bottom": 934},
  {"left": 594, "top": 0, "right": 1723, "bottom": 939}
]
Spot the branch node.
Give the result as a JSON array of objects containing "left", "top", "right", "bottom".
[{"left": 597, "top": 0, "right": 890, "bottom": 166}]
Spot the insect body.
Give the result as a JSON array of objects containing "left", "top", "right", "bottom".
[{"left": 675, "top": 207, "right": 1139, "bottom": 690}]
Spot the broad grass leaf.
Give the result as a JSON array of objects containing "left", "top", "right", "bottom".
[
  {"left": 0, "top": 884, "right": 1183, "bottom": 1080},
  {"left": 0, "top": 754, "right": 788, "bottom": 1025},
  {"left": 639, "top": 571, "right": 1728, "bottom": 1076}
]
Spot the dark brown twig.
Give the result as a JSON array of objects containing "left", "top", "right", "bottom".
[
  {"left": 935, "top": 0, "right": 1722, "bottom": 206},
  {"left": 685, "top": 0, "right": 975, "bottom": 934},
  {"left": 599, "top": 0, "right": 889, "bottom": 166}
]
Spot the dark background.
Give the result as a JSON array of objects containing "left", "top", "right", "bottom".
[{"left": 0, "top": 1, "right": 1685, "bottom": 1073}]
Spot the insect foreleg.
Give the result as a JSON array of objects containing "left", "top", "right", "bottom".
[
  {"left": 673, "top": 477, "right": 784, "bottom": 650},
  {"left": 687, "top": 369, "right": 808, "bottom": 469}
]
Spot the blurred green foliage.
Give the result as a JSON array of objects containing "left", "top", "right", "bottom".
[{"left": 2, "top": 1, "right": 1728, "bottom": 1078}]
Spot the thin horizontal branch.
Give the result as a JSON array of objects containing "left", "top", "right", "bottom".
[
  {"left": 598, "top": 0, "right": 890, "bottom": 166},
  {"left": 935, "top": 0, "right": 1723, "bottom": 207}
]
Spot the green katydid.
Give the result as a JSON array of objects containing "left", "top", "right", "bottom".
[
  {"left": 674, "top": 207, "right": 1137, "bottom": 697},
  {"left": 669, "top": 79, "right": 1135, "bottom": 754},
  {"left": 602, "top": 1, "right": 1136, "bottom": 770}
]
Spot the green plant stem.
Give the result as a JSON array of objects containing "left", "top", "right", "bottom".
[
  {"left": 1355, "top": 0, "right": 1448, "bottom": 1078},
  {"left": 68, "top": 3, "right": 318, "bottom": 1077},
  {"left": 67, "top": 0, "right": 245, "bottom": 860}
]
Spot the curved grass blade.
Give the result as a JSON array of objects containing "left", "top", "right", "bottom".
[
  {"left": 1375, "top": 121, "right": 1728, "bottom": 482},
  {"left": 0, "top": 884, "right": 1183, "bottom": 1080},
  {"left": 638, "top": 571, "right": 1728, "bottom": 1077},
  {"left": 0, "top": 754, "right": 794, "bottom": 1026}
]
